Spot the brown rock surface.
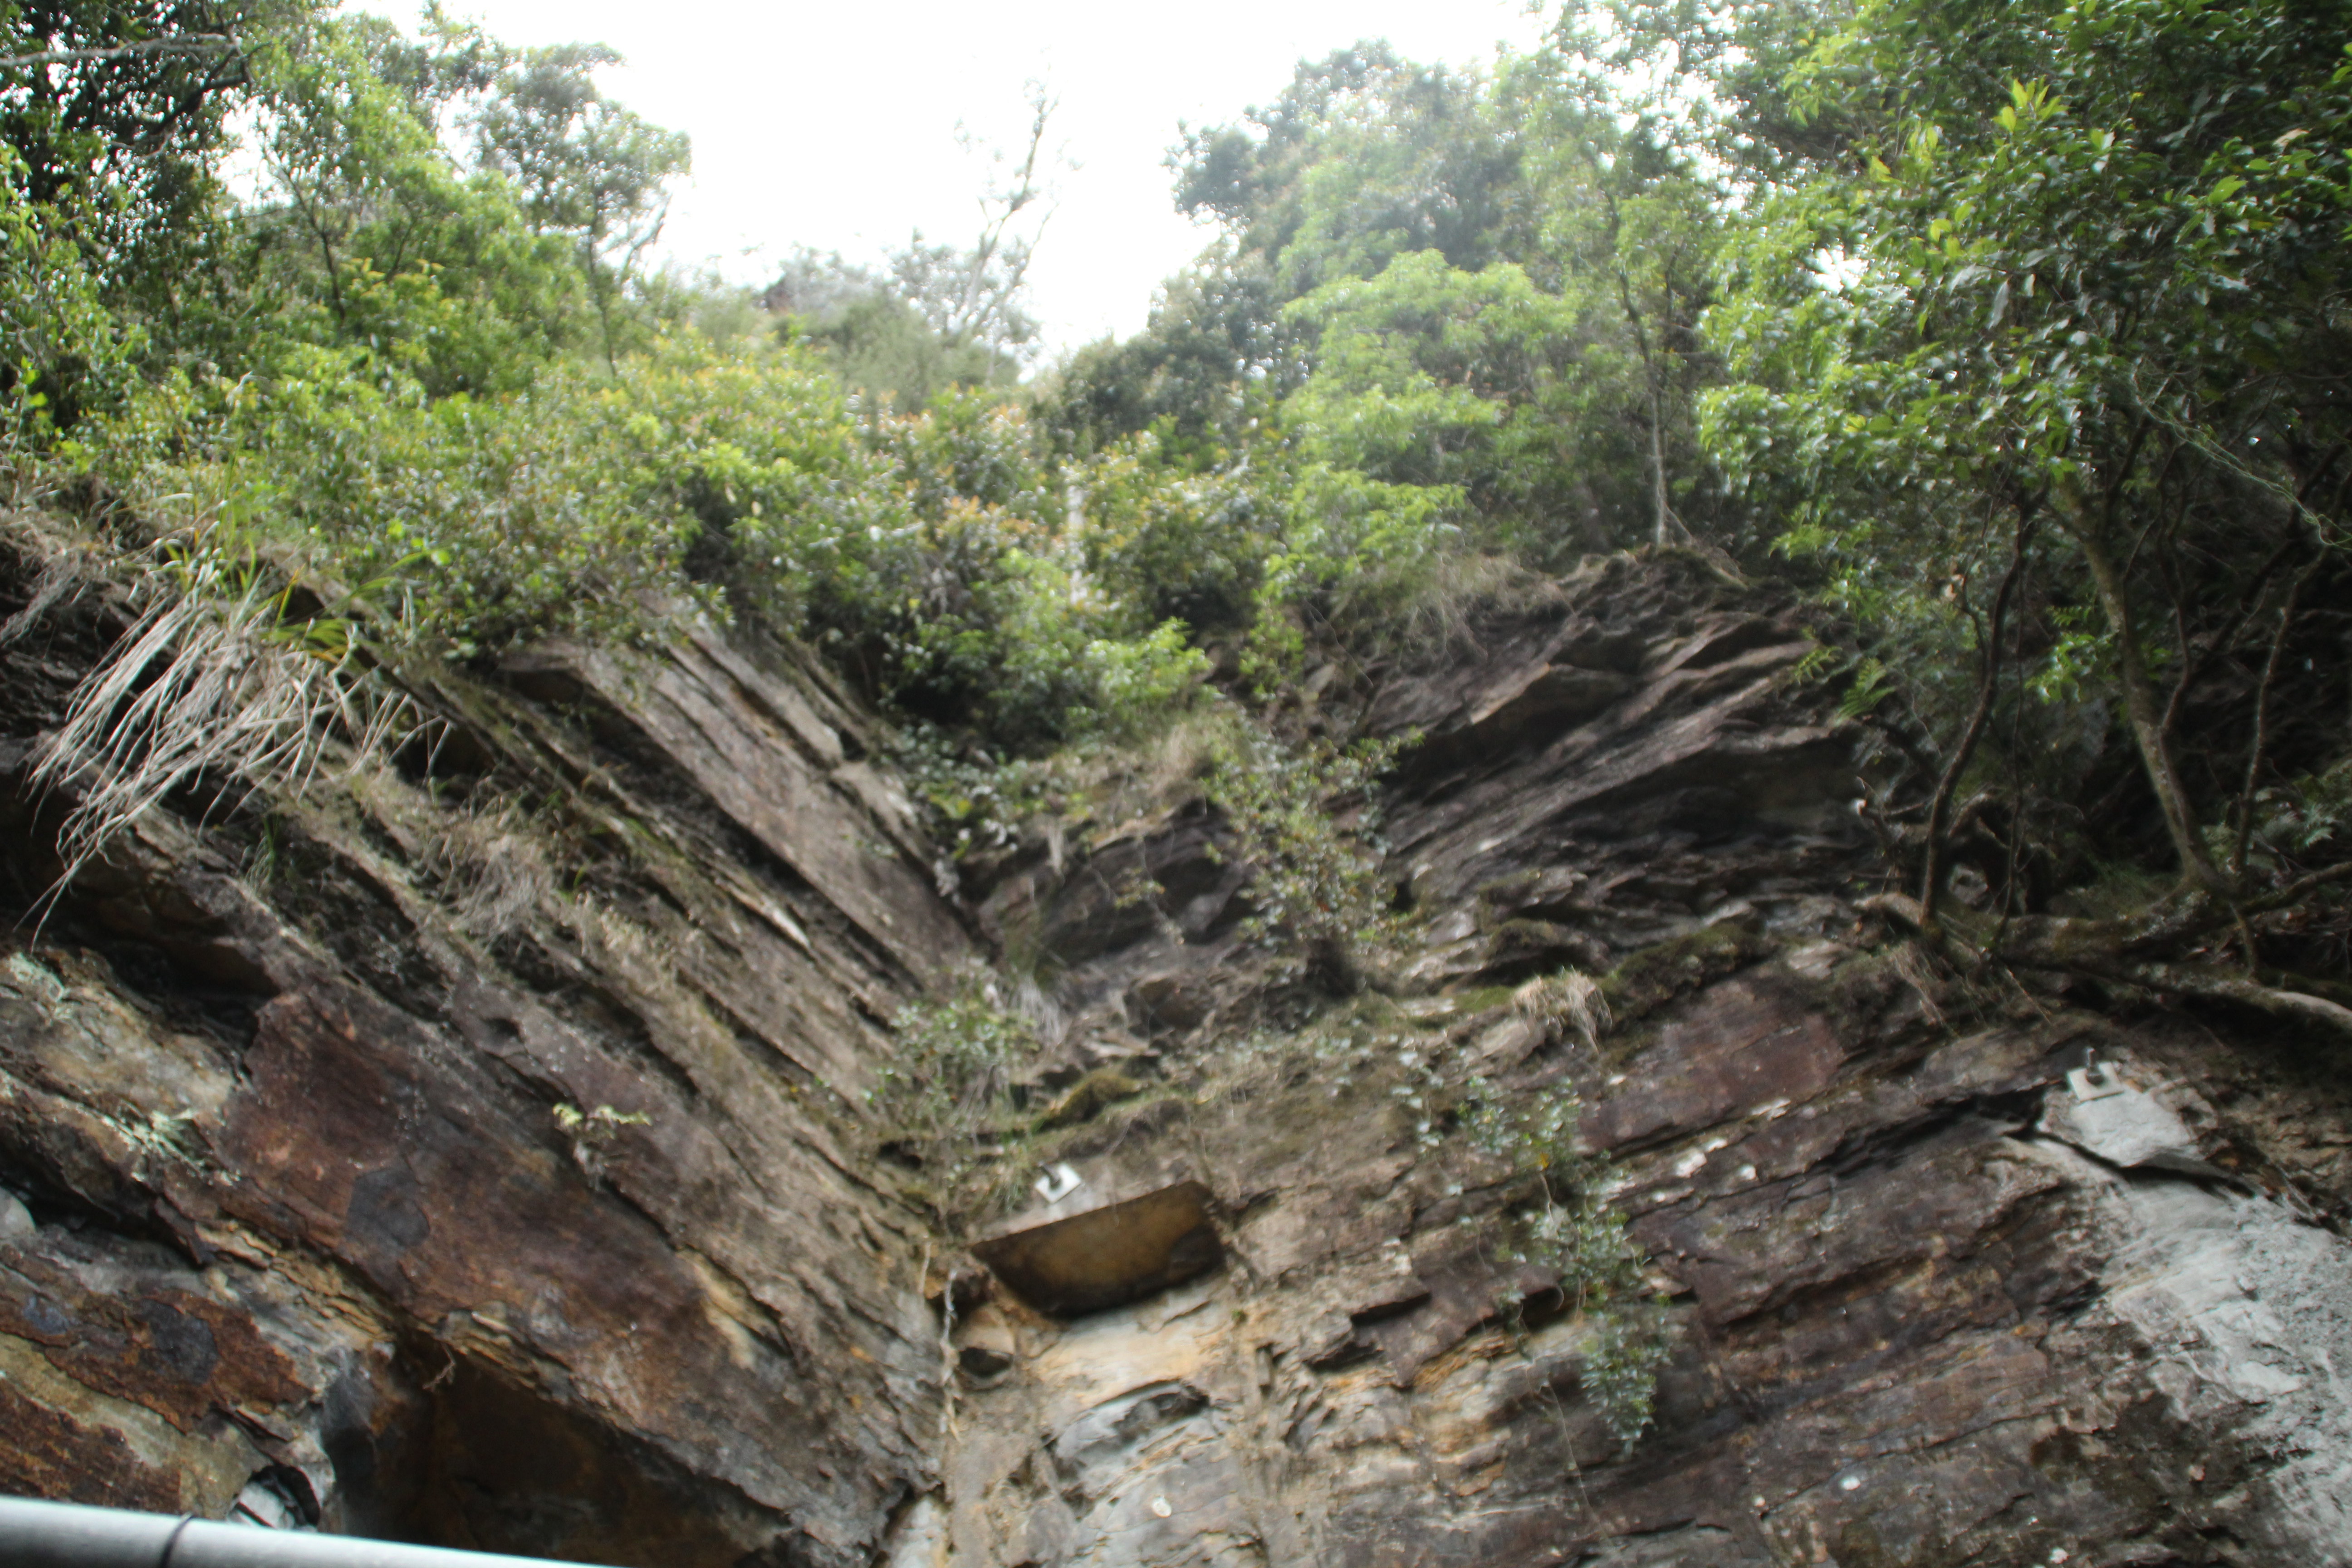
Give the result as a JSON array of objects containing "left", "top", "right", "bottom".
[
  {"left": 1, "top": 541, "right": 960, "bottom": 1563},
  {"left": 6, "top": 544, "right": 2352, "bottom": 1567}
]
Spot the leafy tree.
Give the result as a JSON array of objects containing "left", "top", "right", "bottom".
[
  {"left": 767, "top": 249, "right": 1014, "bottom": 411},
  {"left": 472, "top": 39, "right": 688, "bottom": 368},
  {"left": 1697, "top": 0, "right": 2352, "bottom": 1021},
  {"left": 21, "top": 0, "right": 2346, "bottom": 1058},
  {"left": 0, "top": 0, "right": 304, "bottom": 416},
  {"left": 1066, "top": 34, "right": 1727, "bottom": 565},
  {"left": 1514, "top": 46, "right": 1725, "bottom": 546},
  {"left": 0, "top": 0, "right": 288, "bottom": 247},
  {"left": 1174, "top": 42, "right": 1529, "bottom": 292},
  {"left": 1077, "top": 427, "right": 1269, "bottom": 630},
  {"left": 238, "top": 13, "right": 585, "bottom": 393},
  {"left": 1042, "top": 247, "right": 1296, "bottom": 464},
  {"left": 1052, "top": 45, "right": 1542, "bottom": 468},
  {"left": 1274, "top": 55, "right": 1531, "bottom": 295},
  {"left": 887, "top": 85, "right": 1054, "bottom": 383},
  {"left": 0, "top": 162, "right": 133, "bottom": 436},
  {"left": 765, "top": 89, "right": 1054, "bottom": 409},
  {"left": 1284, "top": 250, "right": 1649, "bottom": 561}
]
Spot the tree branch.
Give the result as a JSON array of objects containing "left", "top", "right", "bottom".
[
  {"left": 1919, "top": 506, "right": 2034, "bottom": 934},
  {"left": 2070, "top": 502, "right": 2228, "bottom": 891},
  {"left": 0, "top": 34, "right": 235, "bottom": 69},
  {"left": 2106, "top": 958, "right": 2352, "bottom": 1038},
  {"left": 1866, "top": 892, "right": 2352, "bottom": 1041},
  {"left": 2156, "top": 528, "right": 2301, "bottom": 743},
  {"left": 2232, "top": 551, "right": 2323, "bottom": 880}
]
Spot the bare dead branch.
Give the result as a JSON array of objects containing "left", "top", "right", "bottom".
[{"left": 2107, "top": 959, "right": 2352, "bottom": 1038}]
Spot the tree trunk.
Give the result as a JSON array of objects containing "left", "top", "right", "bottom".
[
  {"left": 1918, "top": 510, "right": 2034, "bottom": 936},
  {"left": 2071, "top": 516, "right": 2227, "bottom": 892}
]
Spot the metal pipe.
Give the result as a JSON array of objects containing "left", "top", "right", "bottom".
[{"left": 0, "top": 1498, "right": 589, "bottom": 1568}]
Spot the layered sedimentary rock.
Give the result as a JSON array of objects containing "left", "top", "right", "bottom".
[
  {"left": 5, "top": 544, "right": 2350, "bottom": 1566},
  {"left": 0, "top": 545, "right": 961, "bottom": 1565}
]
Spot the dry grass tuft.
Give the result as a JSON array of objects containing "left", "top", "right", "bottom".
[
  {"left": 421, "top": 804, "right": 553, "bottom": 937},
  {"left": 1514, "top": 968, "right": 1610, "bottom": 1049},
  {"left": 1331, "top": 551, "right": 1570, "bottom": 669},
  {"left": 0, "top": 505, "right": 109, "bottom": 648},
  {"left": 27, "top": 532, "right": 417, "bottom": 898}
]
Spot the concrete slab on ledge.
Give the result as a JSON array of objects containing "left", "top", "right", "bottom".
[{"left": 970, "top": 1178, "right": 1222, "bottom": 1317}]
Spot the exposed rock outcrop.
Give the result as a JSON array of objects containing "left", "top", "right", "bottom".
[
  {"left": 6, "top": 544, "right": 2351, "bottom": 1567},
  {"left": 0, "top": 543, "right": 961, "bottom": 1564}
]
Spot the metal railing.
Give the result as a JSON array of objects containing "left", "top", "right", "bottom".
[{"left": 0, "top": 1498, "right": 588, "bottom": 1568}]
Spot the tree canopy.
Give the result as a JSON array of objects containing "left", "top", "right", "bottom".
[{"left": 4, "top": 0, "right": 2347, "bottom": 1028}]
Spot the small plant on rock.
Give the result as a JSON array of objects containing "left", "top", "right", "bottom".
[
  {"left": 870, "top": 969, "right": 1042, "bottom": 1220},
  {"left": 554, "top": 1102, "right": 650, "bottom": 1186},
  {"left": 1202, "top": 724, "right": 1411, "bottom": 975},
  {"left": 1584, "top": 1309, "right": 1674, "bottom": 1447},
  {"left": 1460, "top": 1070, "right": 1671, "bottom": 1449}
]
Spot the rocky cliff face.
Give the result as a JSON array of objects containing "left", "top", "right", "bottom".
[{"left": 5, "top": 543, "right": 2351, "bottom": 1568}]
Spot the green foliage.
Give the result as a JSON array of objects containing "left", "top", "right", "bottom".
[
  {"left": 1697, "top": 0, "right": 2352, "bottom": 890},
  {"left": 230, "top": 12, "right": 649, "bottom": 394},
  {"left": 553, "top": 1100, "right": 648, "bottom": 1134},
  {"left": 472, "top": 38, "right": 690, "bottom": 368},
  {"left": 1584, "top": 1310, "right": 1674, "bottom": 1447},
  {"left": 811, "top": 390, "right": 1210, "bottom": 745},
  {"left": 27, "top": 8, "right": 1210, "bottom": 760},
  {"left": 0, "top": 0, "right": 283, "bottom": 298},
  {"left": 1041, "top": 249, "right": 1296, "bottom": 461},
  {"left": 791, "top": 284, "right": 1011, "bottom": 410},
  {"left": 890, "top": 725, "right": 1056, "bottom": 862},
  {"left": 91, "top": 336, "right": 1209, "bottom": 751},
  {"left": 870, "top": 969, "right": 1041, "bottom": 1206},
  {"left": 1077, "top": 429, "right": 1266, "bottom": 630},
  {"left": 1064, "top": 32, "right": 1728, "bottom": 576},
  {"left": 20, "top": 0, "right": 2345, "bottom": 988},
  {"left": 1174, "top": 43, "right": 1531, "bottom": 296},
  {"left": 2247, "top": 757, "right": 2352, "bottom": 862},
  {"left": 1201, "top": 724, "right": 1409, "bottom": 965},
  {"left": 1283, "top": 251, "right": 1611, "bottom": 556},
  {"left": 1458, "top": 1063, "right": 1668, "bottom": 1447},
  {"left": 105, "top": 340, "right": 834, "bottom": 655},
  {"left": 0, "top": 168, "right": 139, "bottom": 437},
  {"left": 1461, "top": 1070, "right": 1583, "bottom": 1179}
]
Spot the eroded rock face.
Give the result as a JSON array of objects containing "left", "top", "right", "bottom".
[
  {"left": 931, "top": 557, "right": 2352, "bottom": 1568},
  {"left": 0, "top": 549, "right": 961, "bottom": 1564},
  {"left": 6, "top": 547, "right": 2352, "bottom": 1568}
]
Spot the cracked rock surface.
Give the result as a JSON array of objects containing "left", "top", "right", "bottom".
[{"left": 5, "top": 546, "right": 2351, "bottom": 1567}]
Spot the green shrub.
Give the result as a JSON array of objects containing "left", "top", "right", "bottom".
[
  {"left": 0, "top": 173, "right": 142, "bottom": 443},
  {"left": 1203, "top": 723, "right": 1411, "bottom": 968},
  {"left": 1459, "top": 1068, "right": 1670, "bottom": 1448},
  {"left": 869, "top": 970, "right": 1046, "bottom": 1225},
  {"left": 1079, "top": 430, "right": 1268, "bottom": 631},
  {"left": 85, "top": 338, "right": 1210, "bottom": 752}
]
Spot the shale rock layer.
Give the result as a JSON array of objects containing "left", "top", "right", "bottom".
[{"left": 5, "top": 547, "right": 2351, "bottom": 1567}]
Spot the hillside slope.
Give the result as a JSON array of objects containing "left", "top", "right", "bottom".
[{"left": 4, "top": 542, "right": 2351, "bottom": 1567}]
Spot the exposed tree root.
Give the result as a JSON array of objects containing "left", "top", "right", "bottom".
[{"left": 1863, "top": 889, "right": 2352, "bottom": 1040}]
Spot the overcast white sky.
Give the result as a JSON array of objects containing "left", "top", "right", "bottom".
[{"left": 436, "top": 0, "right": 1554, "bottom": 355}]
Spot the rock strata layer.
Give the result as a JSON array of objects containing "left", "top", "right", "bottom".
[{"left": 5, "top": 545, "right": 2351, "bottom": 1567}]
